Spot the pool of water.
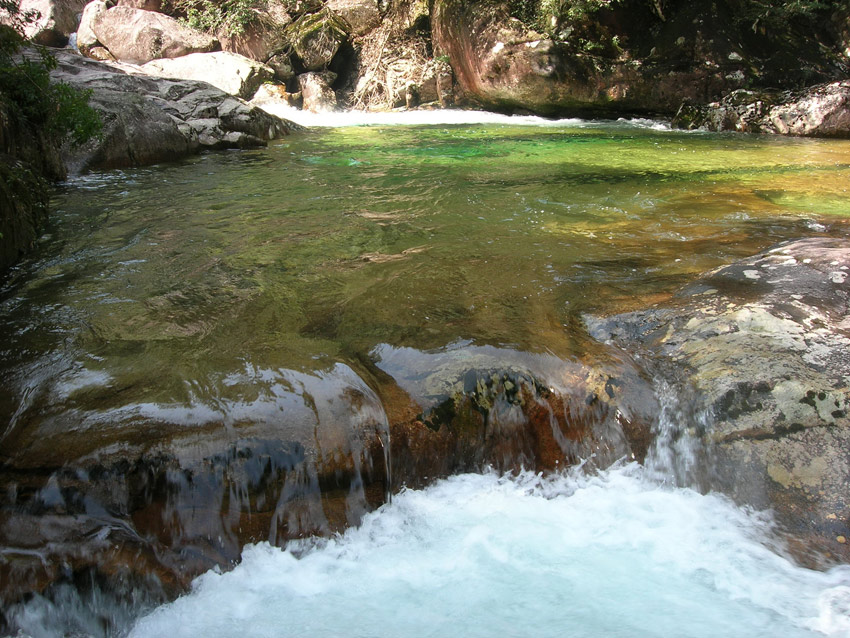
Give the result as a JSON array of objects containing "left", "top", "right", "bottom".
[{"left": 2, "top": 113, "right": 850, "bottom": 636}]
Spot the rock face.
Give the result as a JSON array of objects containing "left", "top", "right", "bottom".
[
  {"left": 141, "top": 51, "right": 274, "bottom": 100},
  {"left": 17, "top": 0, "right": 88, "bottom": 46},
  {"left": 673, "top": 82, "right": 850, "bottom": 138},
  {"left": 50, "top": 50, "right": 299, "bottom": 172},
  {"left": 430, "top": 0, "right": 849, "bottom": 116},
  {"left": 215, "top": 1, "right": 291, "bottom": 62},
  {"left": 83, "top": 4, "right": 218, "bottom": 64},
  {"left": 586, "top": 238, "right": 850, "bottom": 564}
]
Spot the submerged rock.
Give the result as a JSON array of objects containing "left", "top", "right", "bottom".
[
  {"left": 673, "top": 82, "right": 850, "bottom": 138},
  {"left": 49, "top": 50, "right": 299, "bottom": 172},
  {"left": 586, "top": 238, "right": 850, "bottom": 564}
]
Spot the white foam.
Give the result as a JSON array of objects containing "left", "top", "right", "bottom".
[
  {"left": 260, "top": 104, "right": 670, "bottom": 130},
  {"left": 129, "top": 466, "right": 850, "bottom": 638}
]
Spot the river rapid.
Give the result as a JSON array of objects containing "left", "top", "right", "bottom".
[{"left": 2, "top": 111, "right": 850, "bottom": 636}]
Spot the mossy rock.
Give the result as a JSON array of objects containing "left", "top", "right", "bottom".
[{"left": 284, "top": 8, "right": 349, "bottom": 71}]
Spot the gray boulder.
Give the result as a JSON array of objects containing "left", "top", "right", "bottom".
[
  {"left": 216, "top": 1, "right": 291, "bottom": 62},
  {"left": 85, "top": 4, "right": 218, "bottom": 64},
  {"left": 141, "top": 51, "right": 274, "bottom": 100},
  {"left": 50, "top": 50, "right": 300, "bottom": 173},
  {"left": 298, "top": 70, "right": 337, "bottom": 112},
  {"left": 586, "top": 237, "right": 850, "bottom": 564},
  {"left": 326, "top": 0, "right": 380, "bottom": 36},
  {"left": 673, "top": 82, "right": 850, "bottom": 138}
]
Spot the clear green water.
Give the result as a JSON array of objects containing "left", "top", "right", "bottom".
[{"left": 2, "top": 121, "right": 850, "bottom": 441}]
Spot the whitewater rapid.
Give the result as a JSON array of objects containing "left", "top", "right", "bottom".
[{"left": 126, "top": 465, "right": 850, "bottom": 638}]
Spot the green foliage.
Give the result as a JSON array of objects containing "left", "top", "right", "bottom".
[
  {"left": 175, "top": 0, "right": 277, "bottom": 36},
  {"left": 0, "top": 0, "right": 101, "bottom": 147},
  {"left": 736, "top": 0, "right": 834, "bottom": 31}
]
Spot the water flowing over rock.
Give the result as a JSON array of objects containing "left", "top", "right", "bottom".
[
  {"left": 586, "top": 238, "right": 850, "bottom": 564},
  {"left": 16, "top": 0, "right": 87, "bottom": 46},
  {"left": 141, "top": 51, "right": 275, "bottom": 100},
  {"left": 673, "top": 82, "right": 850, "bottom": 138},
  {"left": 49, "top": 50, "right": 299, "bottom": 172},
  {"left": 82, "top": 4, "right": 218, "bottom": 64}
]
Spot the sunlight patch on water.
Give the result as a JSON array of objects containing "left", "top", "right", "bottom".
[{"left": 128, "top": 466, "right": 850, "bottom": 638}]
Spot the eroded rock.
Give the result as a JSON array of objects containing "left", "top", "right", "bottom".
[{"left": 298, "top": 70, "right": 337, "bottom": 111}]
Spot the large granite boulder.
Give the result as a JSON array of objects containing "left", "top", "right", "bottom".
[
  {"left": 586, "top": 238, "right": 850, "bottom": 565},
  {"left": 141, "top": 51, "right": 274, "bottom": 100},
  {"left": 50, "top": 50, "right": 299, "bottom": 172},
  {"left": 16, "top": 0, "right": 87, "bottom": 46},
  {"left": 298, "top": 70, "right": 337, "bottom": 111},
  {"left": 673, "top": 82, "right": 850, "bottom": 138},
  {"left": 326, "top": 0, "right": 380, "bottom": 36},
  {"left": 80, "top": 4, "right": 218, "bottom": 64},
  {"left": 285, "top": 8, "right": 349, "bottom": 71}
]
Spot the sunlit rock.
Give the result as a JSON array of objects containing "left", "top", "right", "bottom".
[
  {"left": 84, "top": 5, "right": 217, "bottom": 64},
  {"left": 141, "top": 51, "right": 275, "bottom": 100},
  {"left": 587, "top": 237, "right": 850, "bottom": 565}
]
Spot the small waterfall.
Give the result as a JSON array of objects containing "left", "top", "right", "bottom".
[{"left": 644, "top": 376, "right": 713, "bottom": 491}]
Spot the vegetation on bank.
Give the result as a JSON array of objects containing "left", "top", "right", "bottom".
[{"left": 0, "top": 0, "right": 101, "bottom": 267}]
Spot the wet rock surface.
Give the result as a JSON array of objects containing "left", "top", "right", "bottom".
[
  {"left": 48, "top": 49, "right": 300, "bottom": 172},
  {"left": 673, "top": 82, "right": 850, "bottom": 138},
  {"left": 0, "top": 331, "right": 657, "bottom": 614},
  {"left": 586, "top": 237, "right": 850, "bottom": 564}
]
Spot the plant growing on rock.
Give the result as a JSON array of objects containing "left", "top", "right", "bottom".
[{"left": 0, "top": 0, "right": 101, "bottom": 147}]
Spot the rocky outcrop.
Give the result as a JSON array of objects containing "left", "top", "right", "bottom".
[
  {"left": 141, "top": 51, "right": 274, "bottom": 100},
  {"left": 673, "top": 82, "right": 850, "bottom": 138},
  {"left": 17, "top": 0, "right": 87, "bottom": 46},
  {"left": 80, "top": 4, "right": 218, "bottom": 64},
  {"left": 50, "top": 50, "right": 299, "bottom": 172},
  {"left": 586, "top": 238, "right": 850, "bottom": 564},
  {"left": 429, "top": 0, "right": 849, "bottom": 116}
]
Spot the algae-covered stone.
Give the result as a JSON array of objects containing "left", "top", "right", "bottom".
[{"left": 285, "top": 8, "right": 349, "bottom": 71}]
